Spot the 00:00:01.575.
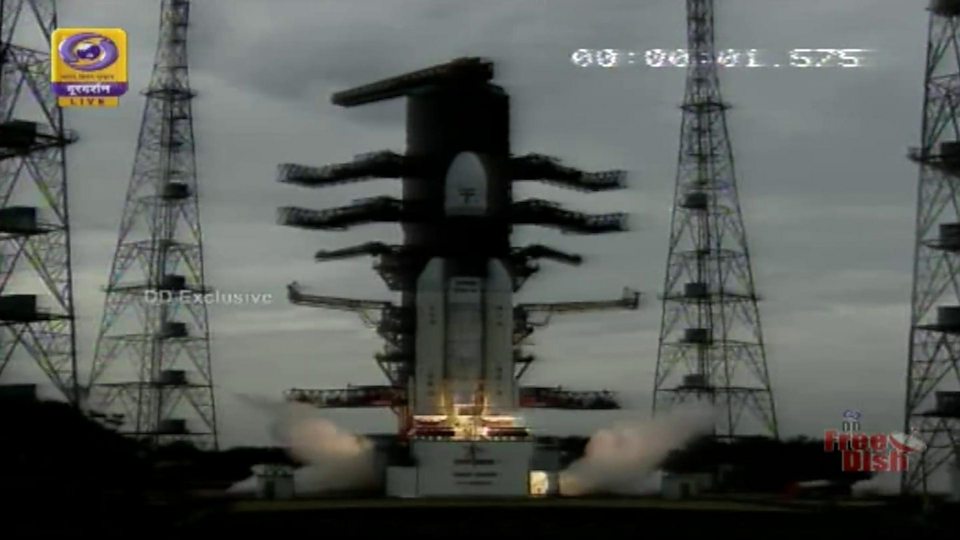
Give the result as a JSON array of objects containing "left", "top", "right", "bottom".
[{"left": 571, "top": 48, "right": 869, "bottom": 68}]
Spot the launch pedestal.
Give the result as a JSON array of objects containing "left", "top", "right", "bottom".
[{"left": 387, "top": 439, "right": 545, "bottom": 497}]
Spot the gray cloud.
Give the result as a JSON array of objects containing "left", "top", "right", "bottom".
[{"left": 0, "top": 0, "right": 928, "bottom": 446}]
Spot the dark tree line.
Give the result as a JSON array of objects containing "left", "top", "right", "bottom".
[{"left": 662, "top": 435, "right": 873, "bottom": 492}]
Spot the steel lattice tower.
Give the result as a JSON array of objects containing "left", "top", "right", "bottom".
[
  {"left": 0, "top": 0, "right": 79, "bottom": 404},
  {"left": 652, "top": 0, "right": 778, "bottom": 439},
  {"left": 87, "top": 0, "right": 217, "bottom": 449},
  {"left": 902, "top": 0, "right": 960, "bottom": 496}
]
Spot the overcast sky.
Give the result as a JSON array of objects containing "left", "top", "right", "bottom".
[{"left": 4, "top": 0, "right": 931, "bottom": 447}]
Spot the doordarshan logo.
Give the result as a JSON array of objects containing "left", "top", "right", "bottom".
[
  {"left": 58, "top": 32, "right": 121, "bottom": 71},
  {"left": 50, "top": 28, "right": 128, "bottom": 108},
  {"left": 823, "top": 410, "right": 926, "bottom": 472}
]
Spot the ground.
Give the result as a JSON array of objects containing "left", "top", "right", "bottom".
[{"left": 179, "top": 496, "right": 957, "bottom": 539}]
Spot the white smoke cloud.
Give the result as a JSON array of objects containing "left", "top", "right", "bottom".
[
  {"left": 227, "top": 398, "right": 379, "bottom": 496},
  {"left": 850, "top": 473, "right": 900, "bottom": 497},
  {"left": 278, "top": 403, "right": 373, "bottom": 463},
  {"left": 560, "top": 405, "right": 715, "bottom": 495}
]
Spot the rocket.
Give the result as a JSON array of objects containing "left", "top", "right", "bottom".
[
  {"left": 278, "top": 58, "right": 633, "bottom": 440},
  {"left": 414, "top": 152, "right": 516, "bottom": 419}
]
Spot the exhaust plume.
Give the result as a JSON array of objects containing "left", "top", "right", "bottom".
[
  {"left": 560, "top": 405, "right": 714, "bottom": 495},
  {"left": 228, "top": 399, "right": 378, "bottom": 496}
]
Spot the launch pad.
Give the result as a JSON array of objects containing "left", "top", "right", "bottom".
[
  {"left": 276, "top": 58, "right": 636, "bottom": 496},
  {"left": 387, "top": 439, "right": 543, "bottom": 497}
]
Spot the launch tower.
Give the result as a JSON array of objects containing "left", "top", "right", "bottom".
[
  {"left": 87, "top": 0, "right": 217, "bottom": 449},
  {"left": 0, "top": 0, "right": 79, "bottom": 404},
  {"left": 652, "top": 0, "right": 778, "bottom": 439},
  {"left": 278, "top": 58, "right": 638, "bottom": 496},
  {"left": 902, "top": 0, "right": 960, "bottom": 496}
]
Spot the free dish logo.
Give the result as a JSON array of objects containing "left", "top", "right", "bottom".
[{"left": 823, "top": 410, "right": 926, "bottom": 473}]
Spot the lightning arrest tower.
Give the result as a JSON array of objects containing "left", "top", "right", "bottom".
[
  {"left": 0, "top": 0, "right": 79, "bottom": 404},
  {"left": 87, "top": 0, "right": 217, "bottom": 449},
  {"left": 277, "top": 58, "right": 638, "bottom": 496},
  {"left": 902, "top": 0, "right": 960, "bottom": 496},
  {"left": 653, "top": 0, "right": 778, "bottom": 439}
]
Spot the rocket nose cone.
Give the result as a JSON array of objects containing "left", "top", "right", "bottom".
[
  {"left": 446, "top": 152, "right": 487, "bottom": 185},
  {"left": 445, "top": 152, "right": 488, "bottom": 215}
]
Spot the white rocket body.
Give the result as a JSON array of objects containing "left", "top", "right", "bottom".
[{"left": 412, "top": 152, "right": 516, "bottom": 419}]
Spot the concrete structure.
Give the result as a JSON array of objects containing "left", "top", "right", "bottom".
[
  {"left": 413, "top": 441, "right": 532, "bottom": 496},
  {"left": 661, "top": 472, "right": 714, "bottom": 500},
  {"left": 252, "top": 464, "right": 295, "bottom": 500},
  {"left": 385, "top": 439, "right": 562, "bottom": 497}
]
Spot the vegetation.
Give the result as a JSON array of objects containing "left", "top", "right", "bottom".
[{"left": 662, "top": 435, "right": 873, "bottom": 492}]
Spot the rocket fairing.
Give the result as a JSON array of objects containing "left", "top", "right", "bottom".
[{"left": 444, "top": 152, "right": 489, "bottom": 216}]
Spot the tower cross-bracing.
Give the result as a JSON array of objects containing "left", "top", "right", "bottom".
[
  {"left": 0, "top": 0, "right": 80, "bottom": 404},
  {"left": 653, "top": 0, "right": 778, "bottom": 439},
  {"left": 87, "top": 0, "right": 217, "bottom": 449},
  {"left": 902, "top": 0, "right": 960, "bottom": 496}
]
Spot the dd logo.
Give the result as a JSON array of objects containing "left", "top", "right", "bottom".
[{"left": 842, "top": 409, "right": 862, "bottom": 432}]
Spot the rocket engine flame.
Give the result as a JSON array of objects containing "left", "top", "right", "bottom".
[{"left": 559, "top": 405, "right": 715, "bottom": 495}]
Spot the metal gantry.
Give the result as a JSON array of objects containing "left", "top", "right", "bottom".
[
  {"left": 653, "top": 0, "right": 778, "bottom": 439},
  {"left": 0, "top": 0, "right": 80, "bottom": 404},
  {"left": 902, "top": 0, "right": 960, "bottom": 496},
  {"left": 87, "top": 0, "right": 217, "bottom": 449}
]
